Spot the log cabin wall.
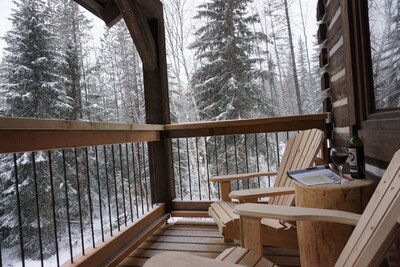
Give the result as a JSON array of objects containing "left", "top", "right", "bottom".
[
  {"left": 320, "top": 0, "right": 400, "bottom": 182},
  {"left": 318, "top": 0, "right": 349, "bottom": 146}
]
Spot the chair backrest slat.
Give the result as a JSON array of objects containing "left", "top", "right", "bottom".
[
  {"left": 336, "top": 149, "right": 400, "bottom": 267},
  {"left": 270, "top": 129, "right": 324, "bottom": 206}
]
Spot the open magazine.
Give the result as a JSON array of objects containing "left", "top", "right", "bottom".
[{"left": 287, "top": 166, "right": 343, "bottom": 186}]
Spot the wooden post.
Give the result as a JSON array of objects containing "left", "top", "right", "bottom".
[
  {"left": 143, "top": 15, "right": 175, "bottom": 211},
  {"left": 116, "top": 0, "right": 175, "bottom": 211}
]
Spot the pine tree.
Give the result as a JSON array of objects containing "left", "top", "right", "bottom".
[
  {"left": 0, "top": 0, "right": 70, "bottom": 119},
  {"left": 371, "top": 0, "right": 400, "bottom": 109},
  {"left": 49, "top": 0, "right": 94, "bottom": 120},
  {"left": 190, "top": 0, "right": 274, "bottom": 121},
  {"left": 0, "top": 0, "right": 71, "bottom": 259}
]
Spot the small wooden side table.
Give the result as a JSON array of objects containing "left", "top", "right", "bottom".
[{"left": 295, "top": 178, "right": 374, "bottom": 267}]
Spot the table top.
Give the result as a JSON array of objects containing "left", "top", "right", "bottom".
[{"left": 294, "top": 176, "right": 373, "bottom": 190}]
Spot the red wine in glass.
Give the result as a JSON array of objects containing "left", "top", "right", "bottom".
[
  {"left": 330, "top": 147, "right": 349, "bottom": 184},
  {"left": 331, "top": 154, "right": 348, "bottom": 165}
]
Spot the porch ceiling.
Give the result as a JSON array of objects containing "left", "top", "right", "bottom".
[{"left": 73, "top": 0, "right": 163, "bottom": 27}]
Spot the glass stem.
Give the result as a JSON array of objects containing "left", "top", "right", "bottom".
[{"left": 339, "top": 165, "right": 343, "bottom": 179}]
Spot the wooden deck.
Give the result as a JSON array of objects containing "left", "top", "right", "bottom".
[{"left": 117, "top": 219, "right": 300, "bottom": 267}]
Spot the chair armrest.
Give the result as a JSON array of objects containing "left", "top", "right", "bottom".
[
  {"left": 233, "top": 203, "right": 361, "bottom": 226},
  {"left": 229, "top": 187, "right": 295, "bottom": 202},
  {"left": 210, "top": 171, "right": 277, "bottom": 183}
]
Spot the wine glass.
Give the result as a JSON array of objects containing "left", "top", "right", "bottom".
[{"left": 330, "top": 147, "right": 349, "bottom": 184}]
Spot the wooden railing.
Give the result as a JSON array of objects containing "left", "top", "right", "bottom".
[
  {"left": 0, "top": 117, "right": 166, "bottom": 267},
  {"left": 164, "top": 113, "right": 329, "bottom": 215},
  {"left": 0, "top": 113, "right": 329, "bottom": 266}
]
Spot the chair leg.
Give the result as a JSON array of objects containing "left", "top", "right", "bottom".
[{"left": 240, "top": 216, "right": 263, "bottom": 255}]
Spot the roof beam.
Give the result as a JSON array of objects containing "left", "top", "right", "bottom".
[{"left": 115, "top": 0, "right": 158, "bottom": 71}]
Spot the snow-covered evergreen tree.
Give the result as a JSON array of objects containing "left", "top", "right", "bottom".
[
  {"left": 0, "top": 0, "right": 70, "bottom": 119},
  {"left": 370, "top": 0, "right": 400, "bottom": 109},
  {"left": 190, "top": 0, "right": 274, "bottom": 121},
  {"left": 49, "top": 0, "right": 94, "bottom": 120},
  {"left": 97, "top": 22, "right": 145, "bottom": 123},
  {"left": 0, "top": 0, "right": 72, "bottom": 260}
]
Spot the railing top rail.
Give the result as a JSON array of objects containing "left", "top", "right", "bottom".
[
  {"left": 165, "top": 113, "right": 329, "bottom": 138},
  {"left": 0, "top": 117, "right": 164, "bottom": 154},
  {"left": 0, "top": 116, "right": 164, "bottom": 131}
]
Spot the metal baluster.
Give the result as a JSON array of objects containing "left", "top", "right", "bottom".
[
  {"left": 32, "top": 152, "right": 44, "bottom": 266},
  {"left": 136, "top": 143, "right": 145, "bottom": 215},
  {"left": 255, "top": 134, "right": 261, "bottom": 188},
  {"left": 125, "top": 144, "right": 134, "bottom": 222},
  {"left": 186, "top": 138, "right": 192, "bottom": 200},
  {"left": 95, "top": 147, "right": 105, "bottom": 242},
  {"left": 103, "top": 146, "right": 113, "bottom": 236},
  {"left": 205, "top": 137, "right": 211, "bottom": 200},
  {"left": 130, "top": 143, "right": 139, "bottom": 219},
  {"left": 111, "top": 145, "right": 120, "bottom": 231},
  {"left": 62, "top": 150, "right": 73, "bottom": 262},
  {"left": 48, "top": 151, "right": 60, "bottom": 266},
  {"left": 265, "top": 134, "right": 271, "bottom": 187},
  {"left": 233, "top": 135, "right": 239, "bottom": 190},
  {"left": 214, "top": 137, "right": 220, "bottom": 200},
  {"left": 74, "top": 149, "right": 85, "bottom": 255},
  {"left": 177, "top": 139, "right": 183, "bottom": 200},
  {"left": 13, "top": 154, "right": 25, "bottom": 267},
  {"left": 119, "top": 144, "right": 127, "bottom": 225},
  {"left": 244, "top": 135, "right": 250, "bottom": 189},
  {"left": 275, "top": 132, "right": 280, "bottom": 167},
  {"left": 85, "top": 148, "right": 95, "bottom": 248},
  {"left": 142, "top": 143, "right": 150, "bottom": 211},
  {"left": 195, "top": 137, "right": 201, "bottom": 200}
]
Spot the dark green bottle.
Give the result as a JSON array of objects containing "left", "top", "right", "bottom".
[{"left": 348, "top": 124, "right": 366, "bottom": 178}]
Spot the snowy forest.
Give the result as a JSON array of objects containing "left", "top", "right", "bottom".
[{"left": 0, "top": 0, "right": 398, "bottom": 266}]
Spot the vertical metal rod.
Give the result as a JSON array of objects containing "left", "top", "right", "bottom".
[
  {"left": 275, "top": 132, "right": 280, "bottom": 167},
  {"left": 136, "top": 143, "right": 145, "bottom": 215},
  {"left": 265, "top": 134, "right": 271, "bottom": 187},
  {"left": 62, "top": 150, "right": 73, "bottom": 262},
  {"left": 233, "top": 135, "right": 239, "bottom": 190},
  {"left": 125, "top": 144, "right": 134, "bottom": 222},
  {"left": 224, "top": 136, "right": 229, "bottom": 175},
  {"left": 48, "top": 151, "right": 60, "bottom": 266},
  {"left": 85, "top": 147, "right": 95, "bottom": 248},
  {"left": 95, "top": 147, "right": 105, "bottom": 242},
  {"left": 119, "top": 144, "right": 127, "bottom": 225},
  {"left": 103, "top": 146, "right": 113, "bottom": 236},
  {"left": 255, "top": 134, "right": 261, "bottom": 188},
  {"left": 141, "top": 144, "right": 150, "bottom": 211},
  {"left": 130, "top": 143, "right": 139, "bottom": 218},
  {"left": 74, "top": 149, "right": 85, "bottom": 255},
  {"left": 186, "top": 138, "right": 192, "bottom": 200},
  {"left": 244, "top": 135, "right": 250, "bottom": 189},
  {"left": 13, "top": 154, "right": 25, "bottom": 267},
  {"left": 214, "top": 137, "right": 220, "bottom": 200},
  {"left": 177, "top": 139, "right": 183, "bottom": 200},
  {"left": 32, "top": 152, "right": 44, "bottom": 266},
  {"left": 195, "top": 137, "right": 201, "bottom": 200},
  {"left": 205, "top": 137, "right": 211, "bottom": 200},
  {"left": 111, "top": 145, "right": 120, "bottom": 231}
]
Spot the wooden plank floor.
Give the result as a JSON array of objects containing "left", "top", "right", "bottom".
[{"left": 117, "top": 219, "right": 300, "bottom": 267}]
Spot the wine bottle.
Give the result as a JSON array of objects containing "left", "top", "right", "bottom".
[{"left": 348, "top": 124, "right": 366, "bottom": 178}]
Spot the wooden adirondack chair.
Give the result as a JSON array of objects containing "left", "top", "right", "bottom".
[
  {"left": 208, "top": 128, "right": 325, "bottom": 248},
  {"left": 234, "top": 148, "right": 400, "bottom": 266},
  {"left": 144, "top": 149, "right": 400, "bottom": 267}
]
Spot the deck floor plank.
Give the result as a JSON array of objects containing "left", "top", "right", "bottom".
[{"left": 116, "top": 219, "right": 300, "bottom": 267}]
